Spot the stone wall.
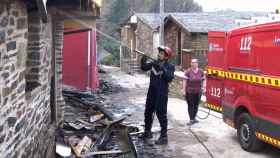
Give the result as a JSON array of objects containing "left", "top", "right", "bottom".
[
  {"left": 165, "top": 20, "right": 209, "bottom": 68},
  {"left": 164, "top": 22, "right": 179, "bottom": 61},
  {"left": 136, "top": 20, "right": 154, "bottom": 58},
  {"left": 120, "top": 25, "right": 133, "bottom": 73},
  {"left": 190, "top": 33, "right": 208, "bottom": 68},
  {"left": 182, "top": 31, "right": 192, "bottom": 49},
  {"left": 0, "top": 1, "right": 55, "bottom": 157},
  {"left": 120, "top": 20, "right": 155, "bottom": 73},
  {"left": 190, "top": 33, "right": 208, "bottom": 50},
  {"left": 0, "top": 2, "right": 28, "bottom": 157},
  {"left": 53, "top": 19, "right": 65, "bottom": 126},
  {"left": 165, "top": 21, "right": 196, "bottom": 65}
]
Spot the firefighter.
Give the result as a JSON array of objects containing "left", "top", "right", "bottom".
[
  {"left": 140, "top": 46, "right": 175, "bottom": 145},
  {"left": 183, "top": 59, "right": 205, "bottom": 126}
]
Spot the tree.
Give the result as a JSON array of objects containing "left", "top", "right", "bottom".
[
  {"left": 107, "top": 0, "right": 130, "bottom": 24},
  {"left": 98, "top": 0, "right": 130, "bottom": 66},
  {"left": 168, "top": 0, "right": 203, "bottom": 12},
  {"left": 127, "top": 0, "right": 203, "bottom": 13}
]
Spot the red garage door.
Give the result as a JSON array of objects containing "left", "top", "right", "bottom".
[{"left": 63, "top": 29, "right": 89, "bottom": 90}]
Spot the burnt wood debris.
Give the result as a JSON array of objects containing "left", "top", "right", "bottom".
[{"left": 56, "top": 78, "right": 139, "bottom": 158}]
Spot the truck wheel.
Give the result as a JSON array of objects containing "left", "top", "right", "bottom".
[{"left": 237, "top": 113, "right": 263, "bottom": 152}]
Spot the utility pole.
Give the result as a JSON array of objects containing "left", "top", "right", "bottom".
[
  {"left": 160, "top": 0, "right": 164, "bottom": 45},
  {"left": 131, "top": 0, "right": 135, "bottom": 13}
]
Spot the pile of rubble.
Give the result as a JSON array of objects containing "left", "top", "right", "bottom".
[
  {"left": 96, "top": 79, "right": 126, "bottom": 95},
  {"left": 56, "top": 89, "right": 138, "bottom": 158}
]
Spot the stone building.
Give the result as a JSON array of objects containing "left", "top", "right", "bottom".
[
  {"left": 164, "top": 11, "right": 267, "bottom": 98},
  {"left": 120, "top": 11, "right": 267, "bottom": 73},
  {"left": 0, "top": 0, "right": 101, "bottom": 157},
  {"left": 164, "top": 12, "right": 267, "bottom": 69},
  {"left": 120, "top": 13, "right": 162, "bottom": 74}
]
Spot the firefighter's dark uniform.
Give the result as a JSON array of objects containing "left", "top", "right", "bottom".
[{"left": 141, "top": 59, "right": 175, "bottom": 138}]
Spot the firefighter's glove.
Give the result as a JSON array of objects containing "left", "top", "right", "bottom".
[
  {"left": 153, "top": 60, "right": 162, "bottom": 71},
  {"left": 141, "top": 56, "right": 147, "bottom": 65}
]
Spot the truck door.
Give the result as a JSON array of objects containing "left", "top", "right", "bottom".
[
  {"left": 206, "top": 31, "right": 226, "bottom": 112},
  {"left": 254, "top": 30, "right": 280, "bottom": 127},
  {"left": 225, "top": 32, "right": 259, "bottom": 112}
]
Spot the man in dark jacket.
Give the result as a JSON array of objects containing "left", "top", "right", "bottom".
[{"left": 140, "top": 46, "right": 175, "bottom": 145}]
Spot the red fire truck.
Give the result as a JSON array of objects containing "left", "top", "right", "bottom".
[{"left": 206, "top": 22, "right": 280, "bottom": 152}]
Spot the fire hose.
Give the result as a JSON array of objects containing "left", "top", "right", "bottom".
[{"left": 134, "top": 50, "right": 157, "bottom": 61}]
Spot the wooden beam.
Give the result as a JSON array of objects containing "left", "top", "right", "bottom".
[
  {"left": 36, "top": 0, "right": 48, "bottom": 22},
  {"left": 83, "top": 150, "right": 124, "bottom": 156}
]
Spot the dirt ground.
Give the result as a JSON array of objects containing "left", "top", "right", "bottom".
[{"left": 99, "top": 66, "right": 280, "bottom": 158}]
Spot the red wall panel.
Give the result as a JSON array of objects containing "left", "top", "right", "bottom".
[{"left": 63, "top": 31, "right": 89, "bottom": 90}]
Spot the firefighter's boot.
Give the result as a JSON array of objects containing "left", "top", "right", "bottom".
[
  {"left": 155, "top": 134, "right": 168, "bottom": 145},
  {"left": 139, "top": 131, "right": 153, "bottom": 139}
]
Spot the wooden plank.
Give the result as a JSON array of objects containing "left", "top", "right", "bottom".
[{"left": 83, "top": 150, "right": 124, "bottom": 156}]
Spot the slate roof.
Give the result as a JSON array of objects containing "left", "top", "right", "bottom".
[
  {"left": 134, "top": 13, "right": 164, "bottom": 29},
  {"left": 133, "top": 11, "right": 268, "bottom": 33},
  {"left": 168, "top": 11, "right": 268, "bottom": 32}
]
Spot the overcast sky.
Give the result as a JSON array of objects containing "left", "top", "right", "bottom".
[{"left": 194, "top": 0, "right": 279, "bottom": 12}]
